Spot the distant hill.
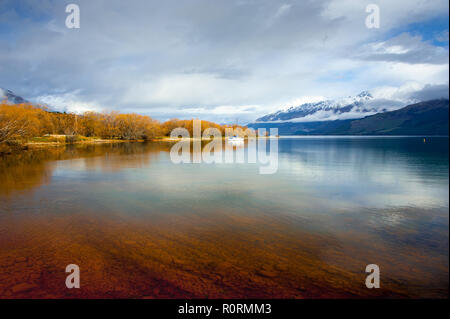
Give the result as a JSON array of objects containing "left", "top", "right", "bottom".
[
  {"left": 248, "top": 99, "right": 449, "bottom": 136},
  {"left": 0, "top": 88, "right": 29, "bottom": 104},
  {"left": 329, "top": 99, "right": 448, "bottom": 135}
]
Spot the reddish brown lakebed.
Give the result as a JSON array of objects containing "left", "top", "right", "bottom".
[{"left": 0, "top": 138, "right": 448, "bottom": 298}]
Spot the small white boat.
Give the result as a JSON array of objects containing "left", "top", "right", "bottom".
[{"left": 227, "top": 135, "right": 244, "bottom": 143}]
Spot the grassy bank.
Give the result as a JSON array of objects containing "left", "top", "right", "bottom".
[
  {"left": 27, "top": 135, "right": 145, "bottom": 145},
  {"left": 0, "top": 135, "right": 146, "bottom": 155}
]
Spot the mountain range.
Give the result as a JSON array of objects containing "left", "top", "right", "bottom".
[
  {"left": 255, "top": 91, "right": 383, "bottom": 123},
  {"left": 249, "top": 99, "right": 449, "bottom": 135}
]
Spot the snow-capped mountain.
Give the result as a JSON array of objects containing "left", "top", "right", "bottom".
[
  {"left": 255, "top": 91, "right": 387, "bottom": 123},
  {"left": 0, "top": 88, "right": 29, "bottom": 104}
]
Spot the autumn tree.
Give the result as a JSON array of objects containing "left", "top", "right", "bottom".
[
  {"left": 0, "top": 103, "right": 43, "bottom": 144},
  {"left": 1, "top": 102, "right": 247, "bottom": 150}
]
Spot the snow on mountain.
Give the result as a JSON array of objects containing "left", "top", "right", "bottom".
[
  {"left": 0, "top": 88, "right": 29, "bottom": 104},
  {"left": 255, "top": 91, "right": 395, "bottom": 123}
]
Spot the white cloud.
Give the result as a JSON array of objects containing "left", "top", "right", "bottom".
[
  {"left": 289, "top": 109, "right": 379, "bottom": 123},
  {"left": 357, "top": 33, "right": 449, "bottom": 64},
  {"left": 273, "top": 3, "right": 292, "bottom": 21},
  {"left": 0, "top": 0, "right": 448, "bottom": 123},
  {"left": 35, "top": 92, "right": 103, "bottom": 114}
]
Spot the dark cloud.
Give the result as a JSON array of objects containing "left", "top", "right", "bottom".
[
  {"left": 0, "top": 0, "right": 448, "bottom": 122},
  {"left": 357, "top": 33, "right": 449, "bottom": 65},
  {"left": 409, "top": 84, "right": 449, "bottom": 100}
]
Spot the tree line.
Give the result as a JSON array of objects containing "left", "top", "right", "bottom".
[{"left": 0, "top": 102, "right": 244, "bottom": 147}]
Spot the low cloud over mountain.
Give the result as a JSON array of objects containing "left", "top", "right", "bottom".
[
  {"left": 252, "top": 84, "right": 449, "bottom": 124},
  {"left": 248, "top": 99, "right": 449, "bottom": 135}
]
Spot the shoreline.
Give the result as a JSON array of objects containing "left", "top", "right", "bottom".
[
  {"left": 1, "top": 138, "right": 146, "bottom": 155},
  {"left": 1, "top": 134, "right": 445, "bottom": 154},
  {"left": 27, "top": 138, "right": 143, "bottom": 147},
  {"left": 1, "top": 137, "right": 225, "bottom": 155}
]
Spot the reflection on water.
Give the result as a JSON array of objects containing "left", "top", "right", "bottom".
[{"left": 0, "top": 137, "right": 448, "bottom": 298}]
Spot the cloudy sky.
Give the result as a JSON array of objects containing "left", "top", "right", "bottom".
[{"left": 0, "top": 0, "right": 448, "bottom": 123}]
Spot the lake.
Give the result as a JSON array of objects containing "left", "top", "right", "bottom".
[{"left": 0, "top": 137, "right": 448, "bottom": 298}]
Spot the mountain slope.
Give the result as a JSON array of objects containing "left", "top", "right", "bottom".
[
  {"left": 248, "top": 99, "right": 449, "bottom": 136},
  {"left": 0, "top": 88, "right": 29, "bottom": 104},
  {"left": 255, "top": 91, "right": 384, "bottom": 122},
  {"left": 248, "top": 120, "right": 352, "bottom": 135},
  {"left": 329, "top": 99, "right": 449, "bottom": 135}
]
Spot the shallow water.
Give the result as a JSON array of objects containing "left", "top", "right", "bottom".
[{"left": 0, "top": 137, "right": 448, "bottom": 298}]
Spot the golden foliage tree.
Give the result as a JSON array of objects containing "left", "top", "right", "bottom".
[{"left": 1, "top": 102, "right": 246, "bottom": 150}]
